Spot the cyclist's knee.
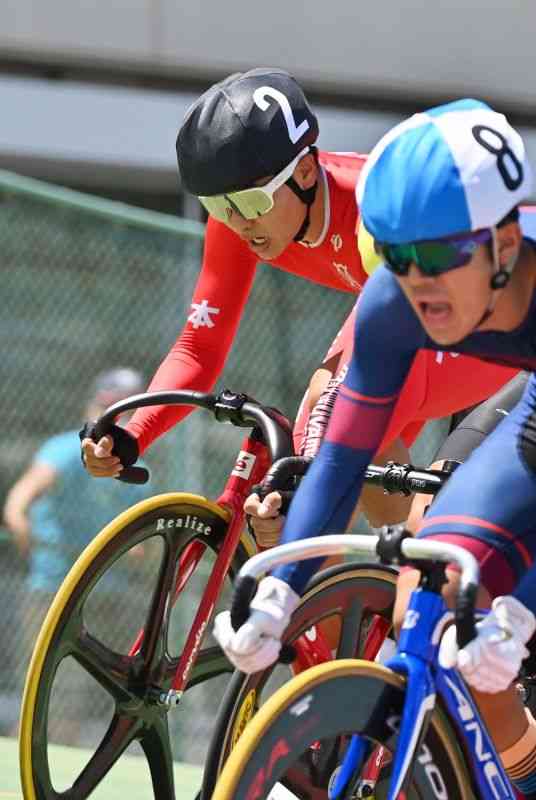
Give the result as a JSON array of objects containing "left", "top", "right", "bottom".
[
  {"left": 393, "top": 566, "right": 492, "bottom": 638},
  {"left": 439, "top": 568, "right": 492, "bottom": 609}
]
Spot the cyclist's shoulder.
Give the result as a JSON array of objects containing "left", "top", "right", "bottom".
[
  {"left": 360, "top": 266, "right": 410, "bottom": 311},
  {"left": 318, "top": 150, "right": 368, "bottom": 192},
  {"left": 355, "top": 268, "right": 424, "bottom": 346}
]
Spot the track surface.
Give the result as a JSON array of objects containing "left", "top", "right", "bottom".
[{"left": 0, "top": 736, "right": 203, "bottom": 798}]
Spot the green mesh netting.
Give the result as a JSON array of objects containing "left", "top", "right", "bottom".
[{"left": 0, "top": 170, "right": 448, "bottom": 769}]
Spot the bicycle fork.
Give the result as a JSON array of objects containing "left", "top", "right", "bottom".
[{"left": 329, "top": 590, "right": 445, "bottom": 800}]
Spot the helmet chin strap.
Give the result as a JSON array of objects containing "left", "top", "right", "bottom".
[
  {"left": 476, "top": 226, "right": 518, "bottom": 326},
  {"left": 285, "top": 177, "right": 318, "bottom": 243}
]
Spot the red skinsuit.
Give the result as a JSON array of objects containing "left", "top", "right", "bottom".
[{"left": 126, "top": 151, "right": 518, "bottom": 456}]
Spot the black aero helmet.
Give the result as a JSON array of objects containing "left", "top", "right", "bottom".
[{"left": 177, "top": 67, "right": 319, "bottom": 196}]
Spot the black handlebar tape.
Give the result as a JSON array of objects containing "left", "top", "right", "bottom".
[
  {"left": 455, "top": 582, "right": 478, "bottom": 649},
  {"left": 258, "top": 457, "right": 311, "bottom": 495},
  {"left": 276, "top": 491, "right": 295, "bottom": 516},
  {"left": 230, "top": 575, "right": 296, "bottom": 665},
  {"left": 80, "top": 421, "right": 149, "bottom": 485},
  {"left": 250, "top": 484, "right": 295, "bottom": 515}
]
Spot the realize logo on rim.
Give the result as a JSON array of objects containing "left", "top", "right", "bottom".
[
  {"left": 387, "top": 715, "right": 449, "bottom": 800},
  {"left": 155, "top": 516, "right": 212, "bottom": 535}
]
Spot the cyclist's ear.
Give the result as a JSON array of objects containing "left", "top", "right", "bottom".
[
  {"left": 295, "top": 152, "right": 318, "bottom": 190},
  {"left": 496, "top": 220, "right": 522, "bottom": 267}
]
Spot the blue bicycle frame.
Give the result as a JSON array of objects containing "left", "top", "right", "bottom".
[
  {"left": 330, "top": 586, "right": 516, "bottom": 800},
  {"left": 231, "top": 530, "right": 519, "bottom": 800}
]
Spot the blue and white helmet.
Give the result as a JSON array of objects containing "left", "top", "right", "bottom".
[{"left": 356, "top": 99, "right": 533, "bottom": 244}]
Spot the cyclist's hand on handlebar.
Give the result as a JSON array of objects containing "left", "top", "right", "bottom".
[
  {"left": 244, "top": 491, "right": 285, "bottom": 549},
  {"left": 81, "top": 436, "right": 122, "bottom": 477},
  {"left": 80, "top": 423, "right": 139, "bottom": 478},
  {"left": 213, "top": 577, "right": 300, "bottom": 673},
  {"left": 439, "top": 595, "right": 536, "bottom": 693}
]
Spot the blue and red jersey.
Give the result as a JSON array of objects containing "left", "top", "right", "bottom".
[{"left": 275, "top": 210, "right": 536, "bottom": 611}]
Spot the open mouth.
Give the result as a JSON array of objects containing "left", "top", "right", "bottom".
[
  {"left": 250, "top": 236, "right": 268, "bottom": 248},
  {"left": 418, "top": 300, "right": 453, "bottom": 326}
]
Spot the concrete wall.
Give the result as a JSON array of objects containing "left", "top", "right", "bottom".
[
  {"left": 4, "top": 72, "right": 536, "bottom": 197},
  {"left": 2, "top": 1, "right": 535, "bottom": 110}
]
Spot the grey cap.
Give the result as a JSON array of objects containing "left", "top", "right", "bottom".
[{"left": 90, "top": 367, "right": 145, "bottom": 403}]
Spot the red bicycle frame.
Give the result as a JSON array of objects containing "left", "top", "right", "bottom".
[{"left": 127, "top": 429, "right": 390, "bottom": 702}]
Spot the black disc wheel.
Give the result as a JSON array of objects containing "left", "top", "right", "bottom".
[
  {"left": 212, "top": 660, "right": 474, "bottom": 800},
  {"left": 201, "top": 563, "right": 398, "bottom": 799},
  {"left": 20, "top": 492, "right": 254, "bottom": 800}
]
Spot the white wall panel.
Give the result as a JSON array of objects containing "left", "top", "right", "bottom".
[
  {"left": 2, "top": 0, "right": 153, "bottom": 58},
  {"left": 2, "top": 75, "right": 536, "bottom": 197},
  {"left": 157, "top": 0, "right": 536, "bottom": 106},
  {"left": 1, "top": 0, "right": 535, "bottom": 108}
]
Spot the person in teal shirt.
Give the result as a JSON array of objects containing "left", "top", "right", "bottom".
[
  {"left": 24, "top": 427, "right": 150, "bottom": 592},
  {"left": 3, "top": 367, "right": 152, "bottom": 723},
  {"left": 4, "top": 367, "right": 150, "bottom": 593}
]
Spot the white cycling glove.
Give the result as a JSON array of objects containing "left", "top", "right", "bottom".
[
  {"left": 439, "top": 595, "right": 536, "bottom": 693},
  {"left": 213, "top": 576, "right": 300, "bottom": 674}
]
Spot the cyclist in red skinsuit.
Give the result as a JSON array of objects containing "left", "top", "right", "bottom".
[
  {"left": 123, "top": 147, "right": 517, "bottom": 460},
  {"left": 125, "top": 150, "right": 367, "bottom": 455},
  {"left": 81, "top": 68, "right": 519, "bottom": 528}
]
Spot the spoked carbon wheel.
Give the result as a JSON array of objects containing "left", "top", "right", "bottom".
[
  {"left": 212, "top": 660, "right": 474, "bottom": 800},
  {"left": 20, "top": 493, "right": 254, "bottom": 800},
  {"left": 201, "top": 563, "right": 398, "bottom": 799}
]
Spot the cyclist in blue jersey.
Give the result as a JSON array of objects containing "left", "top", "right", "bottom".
[{"left": 214, "top": 99, "right": 536, "bottom": 797}]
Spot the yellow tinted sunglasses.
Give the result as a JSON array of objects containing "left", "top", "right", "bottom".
[{"left": 198, "top": 146, "right": 310, "bottom": 221}]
